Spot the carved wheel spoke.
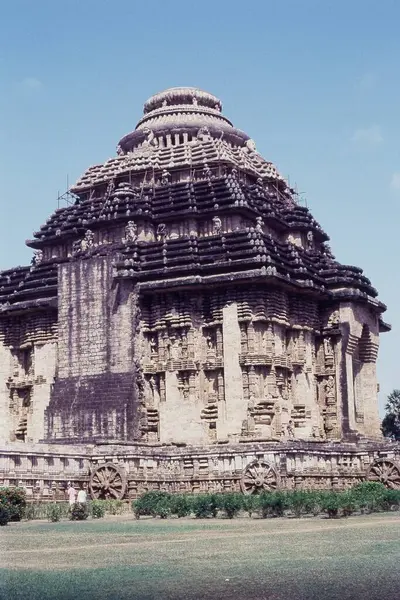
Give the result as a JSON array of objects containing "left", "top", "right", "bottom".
[
  {"left": 240, "top": 460, "right": 279, "bottom": 495},
  {"left": 89, "top": 463, "right": 127, "bottom": 500},
  {"left": 366, "top": 459, "right": 400, "bottom": 490}
]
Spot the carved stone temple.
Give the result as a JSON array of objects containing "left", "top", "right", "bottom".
[{"left": 1, "top": 87, "right": 399, "bottom": 499}]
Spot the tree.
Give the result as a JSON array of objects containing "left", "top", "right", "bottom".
[{"left": 381, "top": 389, "right": 400, "bottom": 441}]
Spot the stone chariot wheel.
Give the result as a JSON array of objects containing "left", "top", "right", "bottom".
[
  {"left": 240, "top": 460, "right": 279, "bottom": 495},
  {"left": 366, "top": 459, "right": 400, "bottom": 489},
  {"left": 89, "top": 462, "right": 127, "bottom": 500}
]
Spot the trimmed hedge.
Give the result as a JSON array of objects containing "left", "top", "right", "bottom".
[{"left": 132, "top": 484, "right": 400, "bottom": 520}]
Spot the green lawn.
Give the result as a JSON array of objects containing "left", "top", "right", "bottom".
[{"left": 1, "top": 513, "right": 400, "bottom": 600}]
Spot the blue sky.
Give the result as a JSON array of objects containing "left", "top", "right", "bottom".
[{"left": 1, "top": 0, "right": 399, "bottom": 413}]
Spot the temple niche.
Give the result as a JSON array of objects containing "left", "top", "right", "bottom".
[{"left": 0, "top": 86, "right": 390, "bottom": 449}]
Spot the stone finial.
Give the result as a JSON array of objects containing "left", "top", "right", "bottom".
[
  {"left": 212, "top": 216, "right": 222, "bottom": 235},
  {"left": 123, "top": 221, "right": 138, "bottom": 244}
]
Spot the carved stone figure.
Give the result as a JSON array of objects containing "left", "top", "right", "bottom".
[
  {"left": 325, "top": 376, "right": 335, "bottom": 402},
  {"left": 306, "top": 230, "right": 314, "bottom": 249},
  {"left": 142, "top": 127, "right": 158, "bottom": 149},
  {"left": 31, "top": 250, "right": 43, "bottom": 266},
  {"left": 156, "top": 223, "right": 167, "bottom": 241},
  {"left": 197, "top": 126, "right": 211, "bottom": 141},
  {"left": 161, "top": 170, "right": 170, "bottom": 186},
  {"left": 287, "top": 420, "right": 295, "bottom": 439},
  {"left": 327, "top": 311, "right": 340, "bottom": 327},
  {"left": 80, "top": 230, "right": 94, "bottom": 251},
  {"left": 105, "top": 179, "right": 115, "bottom": 199},
  {"left": 124, "top": 221, "right": 138, "bottom": 244},
  {"left": 203, "top": 164, "right": 212, "bottom": 178},
  {"left": 150, "top": 336, "right": 158, "bottom": 358},
  {"left": 245, "top": 138, "right": 257, "bottom": 153},
  {"left": 212, "top": 216, "right": 222, "bottom": 235},
  {"left": 324, "top": 337, "right": 333, "bottom": 357}
]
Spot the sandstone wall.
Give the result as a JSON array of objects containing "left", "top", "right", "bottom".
[{"left": 45, "top": 257, "right": 140, "bottom": 442}]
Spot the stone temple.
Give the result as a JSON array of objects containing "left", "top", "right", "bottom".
[{"left": 1, "top": 87, "right": 399, "bottom": 499}]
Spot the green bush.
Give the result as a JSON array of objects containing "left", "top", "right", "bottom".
[
  {"left": 132, "top": 491, "right": 171, "bottom": 518},
  {"left": 47, "top": 503, "right": 63, "bottom": 523},
  {"left": 208, "top": 493, "right": 222, "bottom": 518},
  {"left": 91, "top": 500, "right": 106, "bottom": 519},
  {"left": 321, "top": 492, "right": 340, "bottom": 518},
  {"left": 191, "top": 494, "right": 221, "bottom": 518},
  {"left": 170, "top": 495, "right": 192, "bottom": 518},
  {"left": 23, "top": 503, "right": 36, "bottom": 520},
  {"left": 383, "top": 488, "right": 400, "bottom": 510},
  {"left": 0, "top": 503, "right": 11, "bottom": 526},
  {"left": 338, "top": 491, "right": 358, "bottom": 517},
  {"left": 154, "top": 496, "right": 171, "bottom": 519},
  {"left": 350, "top": 482, "right": 387, "bottom": 513},
  {"left": 103, "top": 499, "right": 125, "bottom": 515},
  {"left": 70, "top": 503, "right": 89, "bottom": 521},
  {"left": 242, "top": 494, "right": 260, "bottom": 518},
  {"left": 220, "top": 493, "right": 243, "bottom": 519},
  {"left": 287, "top": 490, "right": 310, "bottom": 518},
  {"left": 0, "top": 487, "right": 27, "bottom": 522}
]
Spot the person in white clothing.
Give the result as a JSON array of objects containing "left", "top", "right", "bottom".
[
  {"left": 77, "top": 488, "right": 87, "bottom": 504},
  {"left": 67, "top": 483, "right": 77, "bottom": 506}
]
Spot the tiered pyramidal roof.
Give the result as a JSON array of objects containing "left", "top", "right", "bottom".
[{"left": 0, "top": 87, "right": 389, "bottom": 329}]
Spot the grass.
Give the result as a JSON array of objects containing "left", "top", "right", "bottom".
[{"left": 1, "top": 513, "right": 400, "bottom": 600}]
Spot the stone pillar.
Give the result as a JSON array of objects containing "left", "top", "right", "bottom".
[{"left": 220, "top": 302, "right": 246, "bottom": 439}]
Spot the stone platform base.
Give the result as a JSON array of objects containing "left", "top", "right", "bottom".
[{"left": 1, "top": 440, "right": 399, "bottom": 501}]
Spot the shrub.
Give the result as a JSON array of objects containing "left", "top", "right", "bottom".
[
  {"left": 192, "top": 494, "right": 218, "bottom": 518},
  {"left": 321, "top": 492, "right": 340, "bottom": 518},
  {"left": 383, "top": 488, "right": 400, "bottom": 510},
  {"left": 154, "top": 496, "right": 171, "bottom": 519},
  {"left": 220, "top": 493, "right": 242, "bottom": 519},
  {"left": 208, "top": 493, "right": 222, "bottom": 518},
  {"left": 132, "top": 491, "right": 171, "bottom": 518},
  {"left": 91, "top": 500, "right": 106, "bottom": 519},
  {"left": 104, "top": 499, "right": 125, "bottom": 515},
  {"left": 242, "top": 494, "right": 260, "bottom": 518},
  {"left": 0, "top": 503, "right": 11, "bottom": 526},
  {"left": 350, "top": 482, "right": 387, "bottom": 513},
  {"left": 0, "top": 487, "right": 27, "bottom": 522},
  {"left": 287, "top": 490, "right": 310, "bottom": 518},
  {"left": 338, "top": 491, "right": 358, "bottom": 517},
  {"left": 170, "top": 495, "right": 192, "bottom": 518},
  {"left": 23, "top": 503, "right": 36, "bottom": 520},
  {"left": 70, "top": 503, "right": 89, "bottom": 521},
  {"left": 47, "top": 503, "right": 63, "bottom": 523}
]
